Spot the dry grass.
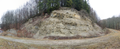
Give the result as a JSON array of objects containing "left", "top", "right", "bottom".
[
  {"left": 0, "top": 29, "right": 120, "bottom": 49},
  {"left": 0, "top": 36, "right": 48, "bottom": 49},
  {"left": 0, "top": 38, "right": 49, "bottom": 49},
  {"left": 0, "top": 38, "right": 28, "bottom": 49},
  {"left": 37, "top": 29, "right": 120, "bottom": 49}
]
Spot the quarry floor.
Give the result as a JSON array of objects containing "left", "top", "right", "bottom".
[{"left": 0, "top": 29, "right": 120, "bottom": 49}]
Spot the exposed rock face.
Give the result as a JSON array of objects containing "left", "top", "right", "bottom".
[
  {"left": 0, "top": 29, "right": 17, "bottom": 37},
  {"left": 6, "top": 29, "right": 17, "bottom": 35},
  {"left": 23, "top": 7, "right": 105, "bottom": 39},
  {"left": 38, "top": 10, "right": 104, "bottom": 37}
]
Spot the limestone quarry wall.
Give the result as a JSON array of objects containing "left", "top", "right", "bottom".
[
  {"left": 21, "top": 7, "right": 105, "bottom": 39},
  {"left": 38, "top": 10, "right": 104, "bottom": 37}
]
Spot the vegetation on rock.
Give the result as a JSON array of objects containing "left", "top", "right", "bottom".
[{"left": 1, "top": 0, "right": 100, "bottom": 31}]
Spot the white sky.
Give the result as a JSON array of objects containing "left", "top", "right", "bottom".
[
  {"left": 0, "top": 0, "right": 120, "bottom": 22},
  {"left": 0, "top": 0, "right": 29, "bottom": 23},
  {"left": 89, "top": 0, "right": 120, "bottom": 20}
]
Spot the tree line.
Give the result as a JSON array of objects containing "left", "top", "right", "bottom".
[
  {"left": 38, "top": 0, "right": 90, "bottom": 14},
  {"left": 1, "top": 0, "right": 38, "bottom": 30},
  {"left": 100, "top": 16, "right": 120, "bottom": 30},
  {"left": 1, "top": 0, "right": 100, "bottom": 30}
]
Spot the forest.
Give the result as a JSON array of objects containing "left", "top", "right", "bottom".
[
  {"left": 1, "top": 0, "right": 99, "bottom": 30},
  {"left": 100, "top": 16, "right": 120, "bottom": 30}
]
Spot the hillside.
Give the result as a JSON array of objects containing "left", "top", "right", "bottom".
[
  {"left": 19, "top": 7, "right": 105, "bottom": 39},
  {"left": 0, "top": 7, "right": 117, "bottom": 49}
]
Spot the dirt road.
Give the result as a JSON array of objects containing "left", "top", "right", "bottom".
[{"left": 0, "top": 29, "right": 120, "bottom": 49}]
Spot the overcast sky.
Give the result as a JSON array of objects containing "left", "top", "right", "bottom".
[
  {"left": 89, "top": 0, "right": 120, "bottom": 20},
  {"left": 0, "top": 0, "right": 120, "bottom": 22},
  {"left": 0, "top": 0, "right": 29, "bottom": 23}
]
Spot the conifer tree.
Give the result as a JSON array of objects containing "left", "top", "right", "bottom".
[{"left": 65, "top": 0, "right": 73, "bottom": 7}]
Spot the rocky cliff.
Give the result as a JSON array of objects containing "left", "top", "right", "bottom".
[
  {"left": 1, "top": 7, "right": 120, "bottom": 49},
  {"left": 21, "top": 7, "right": 105, "bottom": 39}
]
